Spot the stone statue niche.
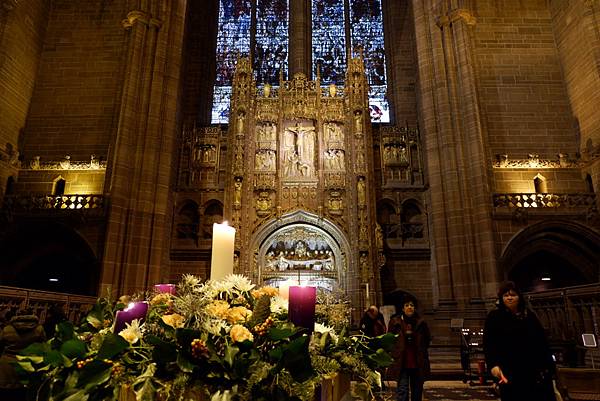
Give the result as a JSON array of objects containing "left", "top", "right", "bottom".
[{"left": 282, "top": 121, "right": 316, "bottom": 179}]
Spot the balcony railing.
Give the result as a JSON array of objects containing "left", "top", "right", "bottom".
[
  {"left": 2, "top": 194, "right": 105, "bottom": 213},
  {"left": 493, "top": 193, "right": 596, "bottom": 209},
  {"left": 0, "top": 285, "right": 96, "bottom": 326}
]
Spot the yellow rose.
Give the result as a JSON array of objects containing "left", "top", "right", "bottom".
[
  {"left": 161, "top": 313, "right": 185, "bottom": 328},
  {"left": 150, "top": 293, "right": 172, "bottom": 306},
  {"left": 251, "top": 286, "right": 279, "bottom": 299},
  {"left": 205, "top": 300, "right": 230, "bottom": 319},
  {"left": 230, "top": 324, "right": 253, "bottom": 342},
  {"left": 226, "top": 306, "right": 252, "bottom": 324}
]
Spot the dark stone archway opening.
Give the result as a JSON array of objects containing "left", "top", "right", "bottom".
[
  {"left": 500, "top": 220, "right": 600, "bottom": 293},
  {"left": 0, "top": 222, "right": 100, "bottom": 296}
]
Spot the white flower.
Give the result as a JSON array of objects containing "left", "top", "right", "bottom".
[
  {"left": 314, "top": 322, "right": 333, "bottom": 334},
  {"left": 225, "top": 274, "right": 255, "bottom": 292},
  {"left": 270, "top": 296, "right": 288, "bottom": 314},
  {"left": 182, "top": 274, "right": 202, "bottom": 288},
  {"left": 314, "top": 322, "right": 338, "bottom": 343},
  {"left": 203, "top": 319, "right": 228, "bottom": 336},
  {"left": 211, "top": 279, "right": 236, "bottom": 294},
  {"left": 119, "top": 319, "right": 143, "bottom": 344}
]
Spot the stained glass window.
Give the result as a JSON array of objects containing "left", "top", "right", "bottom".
[
  {"left": 350, "top": 0, "right": 389, "bottom": 122},
  {"left": 212, "top": 0, "right": 389, "bottom": 123},
  {"left": 211, "top": 0, "right": 252, "bottom": 124},
  {"left": 254, "top": 0, "right": 289, "bottom": 85},
  {"left": 312, "top": 0, "right": 346, "bottom": 85}
]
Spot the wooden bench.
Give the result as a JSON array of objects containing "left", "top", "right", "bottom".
[{"left": 556, "top": 368, "right": 600, "bottom": 401}]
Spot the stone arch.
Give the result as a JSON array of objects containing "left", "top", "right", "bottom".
[
  {"left": 0, "top": 221, "right": 99, "bottom": 295},
  {"left": 499, "top": 220, "right": 600, "bottom": 292},
  {"left": 376, "top": 198, "right": 399, "bottom": 238},
  {"left": 400, "top": 198, "right": 426, "bottom": 239},
  {"left": 248, "top": 210, "right": 352, "bottom": 291},
  {"left": 200, "top": 200, "right": 224, "bottom": 239},
  {"left": 175, "top": 199, "right": 200, "bottom": 241}
]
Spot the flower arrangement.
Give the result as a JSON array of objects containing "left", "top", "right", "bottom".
[{"left": 17, "top": 274, "right": 395, "bottom": 401}]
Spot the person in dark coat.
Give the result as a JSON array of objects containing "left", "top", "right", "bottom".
[
  {"left": 0, "top": 308, "right": 46, "bottom": 399},
  {"left": 43, "top": 304, "right": 67, "bottom": 338},
  {"left": 483, "top": 281, "right": 556, "bottom": 401},
  {"left": 360, "top": 305, "right": 387, "bottom": 337},
  {"left": 387, "top": 296, "right": 431, "bottom": 401}
]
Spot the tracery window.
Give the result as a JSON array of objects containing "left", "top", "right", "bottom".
[
  {"left": 211, "top": 0, "right": 389, "bottom": 123},
  {"left": 212, "top": 0, "right": 289, "bottom": 124}
]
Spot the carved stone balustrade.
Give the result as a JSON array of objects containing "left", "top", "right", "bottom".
[
  {"left": 2, "top": 194, "right": 105, "bottom": 214},
  {"left": 493, "top": 193, "right": 596, "bottom": 209}
]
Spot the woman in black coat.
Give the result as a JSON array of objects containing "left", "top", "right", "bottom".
[
  {"left": 387, "top": 296, "right": 431, "bottom": 401},
  {"left": 483, "top": 281, "right": 556, "bottom": 401}
]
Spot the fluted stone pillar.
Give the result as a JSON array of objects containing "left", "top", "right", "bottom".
[
  {"left": 413, "top": 0, "right": 497, "bottom": 308},
  {"left": 101, "top": 1, "right": 187, "bottom": 295}
]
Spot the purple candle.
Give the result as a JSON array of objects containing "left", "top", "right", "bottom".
[
  {"left": 288, "top": 286, "right": 316, "bottom": 329},
  {"left": 154, "top": 284, "right": 176, "bottom": 295},
  {"left": 114, "top": 302, "right": 149, "bottom": 333}
]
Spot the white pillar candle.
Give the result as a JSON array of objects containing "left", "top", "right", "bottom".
[
  {"left": 210, "top": 222, "right": 236, "bottom": 281},
  {"left": 279, "top": 279, "right": 295, "bottom": 300}
]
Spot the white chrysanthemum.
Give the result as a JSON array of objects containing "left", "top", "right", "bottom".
[
  {"left": 211, "top": 279, "right": 236, "bottom": 294},
  {"left": 314, "top": 322, "right": 334, "bottom": 334},
  {"left": 203, "top": 319, "right": 228, "bottom": 336},
  {"left": 225, "top": 274, "right": 255, "bottom": 292},
  {"left": 119, "top": 319, "right": 143, "bottom": 344},
  {"left": 314, "top": 322, "right": 338, "bottom": 343},
  {"left": 182, "top": 274, "right": 202, "bottom": 288},
  {"left": 270, "top": 296, "right": 288, "bottom": 314}
]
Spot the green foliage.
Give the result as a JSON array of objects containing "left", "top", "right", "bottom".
[{"left": 17, "top": 275, "right": 393, "bottom": 401}]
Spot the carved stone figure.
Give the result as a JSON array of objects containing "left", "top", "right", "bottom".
[
  {"left": 328, "top": 83, "right": 337, "bottom": 97},
  {"left": 357, "top": 177, "right": 366, "bottom": 206},
  {"left": 234, "top": 179, "right": 242, "bottom": 206},
  {"left": 354, "top": 111, "right": 363, "bottom": 132},
  {"left": 325, "top": 123, "right": 342, "bottom": 142},
  {"left": 284, "top": 123, "right": 315, "bottom": 177},
  {"left": 90, "top": 154, "right": 100, "bottom": 169},
  {"left": 59, "top": 155, "right": 71, "bottom": 170},
  {"left": 236, "top": 112, "right": 245, "bottom": 135}
]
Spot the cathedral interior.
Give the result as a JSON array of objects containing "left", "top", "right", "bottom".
[{"left": 0, "top": 0, "right": 599, "bottom": 346}]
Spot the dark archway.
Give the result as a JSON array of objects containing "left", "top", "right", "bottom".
[
  {"left": 0, "top": 222, "right": 100, "bottom": 295},
  {"left": 499, "top": 220, "right": 600, "bottom": 292}
]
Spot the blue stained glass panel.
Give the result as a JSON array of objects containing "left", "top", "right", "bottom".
[
  {"left": 254, "top": 0, "right": 289, "bottom": 85},
  {"left": 350, "top": 0, "right": 389, "bottom": 122},
  {"left": 311, "top": 0, "right": 346, "bottom": 85},
  {"left": 212, "top": 0, "right": 252, "bottom": 124}
]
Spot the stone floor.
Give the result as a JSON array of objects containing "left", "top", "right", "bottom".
[
  {"left": 375, "top": 380, "right": 499, "bottom": 401},
  {"left": 423, "top": 381, "right": 498, "bottom": 401}
]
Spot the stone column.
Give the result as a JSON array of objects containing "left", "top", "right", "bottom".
[
  {"left": 288, "top": 0, "right": 311, "bottom": 77},
  {"left": 412, "top": 0, "right": 497, "bottom": 308},
  {"left": 101, "top": 0, "right": 187, "bottom": 295}
]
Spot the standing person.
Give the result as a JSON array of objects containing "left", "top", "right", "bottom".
[
  {"left": 388, "top": 296, "right": 431, "bottom": 401},
  {"left": 43, "top": 304, "right": 67, "bottom": 339},
  {"left": 483, "top": 281, "right": 556, "bottom": 401},
  {"left": 0, "top": 308, "right": 46, "bottom": 399},
  {"left": 360, "top": 305, "right": 386, "bottom": 337}
]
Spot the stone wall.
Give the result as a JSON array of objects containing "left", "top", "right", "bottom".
[
  {"left": 21, "top": 0, "right": 127, "bottom": 162},
  {"left": 473, "top": 0, "right": 578, "bottom": 159}
]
